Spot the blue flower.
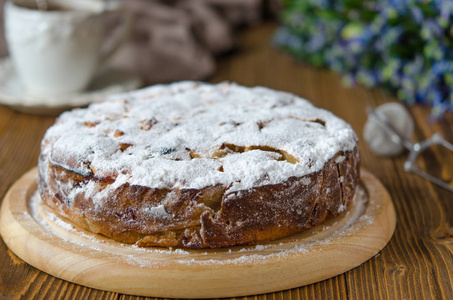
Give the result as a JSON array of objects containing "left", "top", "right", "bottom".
[{"left": 275, "top": 0, "right": 453, "bottom": 118}]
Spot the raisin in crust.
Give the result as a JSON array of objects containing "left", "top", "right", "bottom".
[{"left": 38, "top": 82, "right": 360, "bottom": 248}]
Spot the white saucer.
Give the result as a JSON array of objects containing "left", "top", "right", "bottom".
[{"left": 0, "top": 57, "right": 142, "bottom": 115}]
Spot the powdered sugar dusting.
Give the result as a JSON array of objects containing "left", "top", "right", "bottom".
[{"left": 40, "top": 82, "right": 358, "bottom": 205}]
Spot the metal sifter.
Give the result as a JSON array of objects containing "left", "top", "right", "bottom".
[{"left": 364, "top": 103, "right": 453, "bottom": 192}]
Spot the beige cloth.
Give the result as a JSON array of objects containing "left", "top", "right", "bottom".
[{"left": 112, "top": 0, "right": 275, "bottom": 83}]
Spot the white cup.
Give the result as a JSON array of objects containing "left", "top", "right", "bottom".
[{"left": 4, "top": 0, "right": 131, "bottom": 96}]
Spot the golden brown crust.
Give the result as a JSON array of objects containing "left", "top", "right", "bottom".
[
  {"left": 38, "top": 83, "right": 361, "bottom": 248},
  {"left": 38, "top": 148, "right": 360, "bottom": 248}
]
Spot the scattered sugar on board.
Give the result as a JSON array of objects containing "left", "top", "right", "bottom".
[
  {"left": 29, "top": 184, "right": 371, "bottom": 266},
  {"left": 30, "top": 191, "right": 110, "bottom": 251},
  {"left": 52, "top": 215, "right": 75, "bottom": 231}
]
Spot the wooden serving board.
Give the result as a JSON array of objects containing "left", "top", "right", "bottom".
[{"left": 0, "top": 168, "right": 395, "bottom": 298}]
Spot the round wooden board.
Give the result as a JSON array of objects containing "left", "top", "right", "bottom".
[{"left": 0, "top": 168, "right": 395, "bottom": 298}]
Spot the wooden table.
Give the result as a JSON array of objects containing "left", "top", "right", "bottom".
[{"left": 1, "top": 22, "right": 452, "bottom": 300}]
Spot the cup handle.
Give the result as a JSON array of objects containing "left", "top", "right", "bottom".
[{"left": 99, "top": 5, "right": 133, "bottom": 66}]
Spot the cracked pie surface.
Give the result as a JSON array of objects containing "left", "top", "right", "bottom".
[{"left": 38, "top": 82, "right": 360, "bottom": 248}]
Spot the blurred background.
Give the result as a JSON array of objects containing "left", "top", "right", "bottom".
[
  {"left": 0, "top": 0, "right": 279, "bottom": 84},
  {"left": 0, "top": 0, "right": 452, "bottom": 118}
]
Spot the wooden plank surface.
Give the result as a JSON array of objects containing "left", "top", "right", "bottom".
[{"left": 1, "top": 22, "right": 452, "bottom": 299}]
